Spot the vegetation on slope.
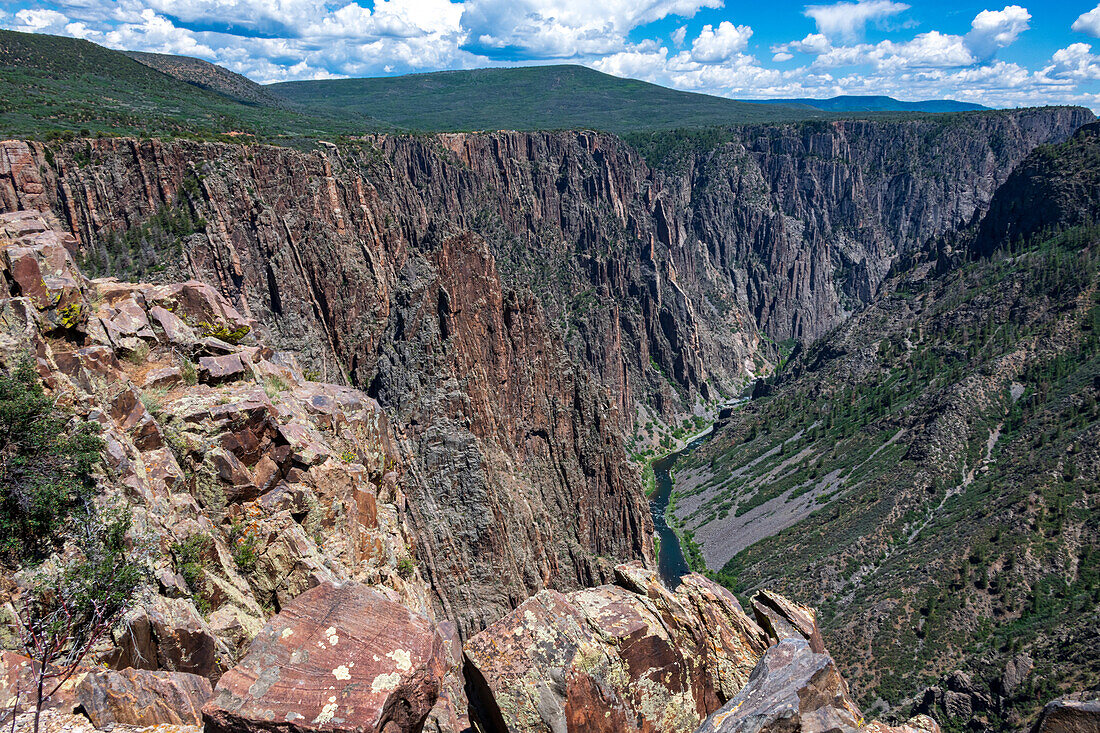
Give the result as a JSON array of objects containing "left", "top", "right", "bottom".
[
  {"left": 268, "top": 64, "right": 828, "bottom": 134},
  {"left": 124, "top": 50, "right": 296, "bottom": 109},
  {"left": 676, "top": 129, "right": 1100, "bottom": 729},
  {"left": 0, "top": 30, "right": 372, "bottom": 141}
]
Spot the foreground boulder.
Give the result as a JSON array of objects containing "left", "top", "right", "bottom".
[
  {"left": 203, "top": 581, "right": 450, "bottom": 733},
  {"left": 1030, "top": 697, "right": 1100, "bottom": 733},
  {"left": 695, "top": 637, "right": 863, "bottom": 733},
  {"left": 75, "top": 668, "right": 212, "bottom": 727},
  {"left": 463, "top": 563, "right": 770, "bottom": 733},
  {"left": 0, "top": 651, "right": 80, "bottom": 721}
]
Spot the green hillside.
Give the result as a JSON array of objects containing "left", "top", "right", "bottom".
[
  {"left": 0, "top": 30, "right": 375, "bottom": 141},
  {"left": 267, "top": 65, "right": 826, "bottom": 134},
  {"left": 675, "top": 126, "right": 1100, "bottom": 729},
  {"left": 124, "top": 50, "right": 295, "bottom": 110}
]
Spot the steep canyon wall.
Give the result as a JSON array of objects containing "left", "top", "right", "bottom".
[{"left": 0, "top": 105, "right": 1089, "bottom": 634}]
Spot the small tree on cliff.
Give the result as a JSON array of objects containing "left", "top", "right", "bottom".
[
  {"left": 0, "top": 359, "right": 102, "bottom": 565},
  {"left": 0, "top": 359, "right": 147, "bottom": 733},
  {"left": 16, "top": 503, "right": 146, "bottom": 733}
]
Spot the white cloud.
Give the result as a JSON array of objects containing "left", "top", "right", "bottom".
[
  {"left": 965, "top": 5, "right": 1030, "bottom": 60},
  {"left": 671, "top": 25, "right": 687, "bottom": 47},
  {"left": 100, "top": 9, "right": 216, "bottom": 58},
  {"left": 773, "top": 32, "right": 832, "bottom": 56},
  {"left": 1047, "top": 42, "right": 1100, "bottom": 80},
  {"left": 870, "top": 31, "right": 975, "bottom": 69},
  {"left": 1074, "top": 5, "right": 1100, "bottom": 38},
  {"left": 12, "top": 8, "right": 71, "bottom": 33},
  {"left": 459, "top": 0, "right": 721, "bottom": 58},
  {"left": 804, "top": 0, "right": 909, "bottom": 42},
  {"left": 691, "top": 22, "right": 753, "bottom": 63},
  {"left": 773, "top": 51, "right": 793, "bottom": 61}
]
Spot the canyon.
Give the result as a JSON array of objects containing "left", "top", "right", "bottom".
[{"left": 0, "top": 102, "right": 1097, "bottom": 733}]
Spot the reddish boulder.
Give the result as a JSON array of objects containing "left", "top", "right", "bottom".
[
  {"left": 203, "top": 581, "right": 449, "bottom": 733},
  {"left": 0, "top": 651, "right": 80, "bottom": 721},
  {"left": 75, "top": 668, "right": 212, "bottom": 727},
  {"left": 199, "top": 354, "right": 248, "bottom": 383},
  {"left": 110, "top": 596, "right": 229, "bottom": 679},
  {"left": 464, "top": 564, "right": 769, "bottom": 733},
  {"left": 144, "top": 365, "right": 184, "bottom": 389}
]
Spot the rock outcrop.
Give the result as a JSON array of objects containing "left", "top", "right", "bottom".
[
  {"left": 203, "top": 581, "right": 452, "bottom": 733},
  {"left": 0, "top": 209, "right": 435, "bottom": 689},
  {"left": 464, "top": 562, "right": 768, "bottom": 733},
  {"left": 695, "top": 637, "right": 863, "bottom": 733},
  {"left": 75, "top": 668, "right": 212, "bottom": 727},
  {"left": 1030, "top": 698, "right": 1100, "bottom": 733},
  {"left": 465, "top": 562, "right": 948, "bottom": 733}
]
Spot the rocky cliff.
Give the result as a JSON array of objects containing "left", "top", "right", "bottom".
[
  {"left": 1, "top": 107, "right": 1088, "bottom": 449},
  {"left": 0, "top": 210, "right": 969, "bottom": 733},
  {"left": 0, "top": 138, "right": 655, "bottom": 638}
]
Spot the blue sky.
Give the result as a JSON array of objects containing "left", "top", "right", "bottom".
[{"left": 3, "top": 0, "right": 1100, "bottom": 108}]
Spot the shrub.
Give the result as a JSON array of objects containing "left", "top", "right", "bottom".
[
  {"left": 396, "top": 556, "right": 416, "bottom": 578},
  {"left": 139, "top": 387, "right": 167, "bottom": 418},
  {"left": 16, "top": 503, "right": 148, "bottom": 733},
  {"left": 0, "top": 360, "right": 104, "bottom": 565},
  {"left": 171, "top": 533, "right": 212, "bottom": 610},
  {"left": 228, "top": 520, "right": 259, "bottom": 574},
  {"left": 199, "top": 321, "right": 250, "bottom": 345},
  {"left": 179, "top": 357, "right": 198, "bottom": 386},
  {"left": 263, "top": 374, "right": 291, "bottom": 398}
]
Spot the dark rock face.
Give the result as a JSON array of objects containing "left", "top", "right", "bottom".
[
  {"left": 1030, "top": 698, "right": 1100, "bottom": 733},
  {"left": 203, "top": 581, "right": 451, "bottom": 733},
  {"left": 695, "top": 637, "right": 863, "bottom": 733},
  {"left": 973, "top": 121, "right": 1100, "bottom": 257}
]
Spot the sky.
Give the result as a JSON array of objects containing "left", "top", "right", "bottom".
[{"left": 3, "top": 0, "right": 1100, "bottom": 108}]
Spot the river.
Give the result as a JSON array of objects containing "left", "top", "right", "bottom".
[{"left": 649, "top": 429, "right": 714, "bottom": 586}]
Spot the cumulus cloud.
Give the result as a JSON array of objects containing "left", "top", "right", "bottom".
[
  {"left": 460, "top": 0, "right": 720, "bottom": 58},
  {"left": 773, "top": 32, "right": 832, "bottom": 56},
  {"left": 1073, "top": 5, "right": 1100, "bottom": 38},
  {"left": 11, "top": 8, "right": 71, "bottom": 33},
  {"left": 101, "top": 9, "right": 216, "bottom": 58},
  {"left": 1048, "top": 43, "right": 1100, "bottom": 80},
  {"left": 804, "top": 0, "right": 909, "bottom": 42},
  {"left": 965, "top": 5, "right": 1030, "bottom": 60},
  {"left": 691, "top": 22, "right": 752, "bottom": 63}
]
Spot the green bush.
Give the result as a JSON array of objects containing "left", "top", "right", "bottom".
[
  {"left": 0, "top": 360, "right": 104, "bottom": 566},
  {"left": 171, "top": 533, "right": 212, "bottom": 605},
  {"left": 228, "top": 520, "right": 259, "bottom": 574}
]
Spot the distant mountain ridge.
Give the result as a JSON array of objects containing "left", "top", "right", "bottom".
[
  {"left": 124, "top": 50, "right": 294, "bottom": 109},
  {"left": 0, "top": 29, "right": 379, "bottom": 139},
  {"left": 266, "top": 64, "right": 832, "bottom": 134},
  {"left": 1, "top": 31, "right": 999, "bottom": 139},
  {"left": 747, "top": 94, "right": 988, "bottom": 113}
]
